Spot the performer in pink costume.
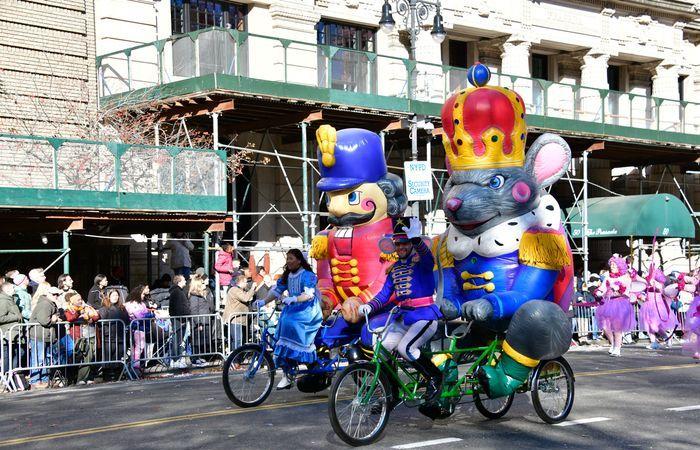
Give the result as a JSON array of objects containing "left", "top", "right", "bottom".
[
  {"left": 681, "top": 270, "right": 700, "bottom": 359},
  {"left": 638, "top": 268, "right": 678, "bottom": 350},
  {"left": 596, "top": 255, "right": 635, "bottom": 357}
]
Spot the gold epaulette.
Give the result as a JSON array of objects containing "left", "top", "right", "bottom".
[
  {"left": 380, "top": 252, "right": 398, "bottom": 263},
  {"left": 432, "top": 235, "right": 454, "bottom": 270},
  {"left": 518, "top": 229, "right": 570, "bottom": 271},
  {"left": 309, "top": 234, "right": 329, "bottom": 260}
]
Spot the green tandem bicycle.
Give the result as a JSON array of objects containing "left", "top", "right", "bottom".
[{"left": 327, "top": 307, "right": 575, "bottom": 446}]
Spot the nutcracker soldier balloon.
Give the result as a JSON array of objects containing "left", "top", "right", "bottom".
[
  {"left": 434, "top": 63, "right": 574, "bottom": 399},
  {"left": 309, "top": 125, "right": 407, "bottom": 350}
]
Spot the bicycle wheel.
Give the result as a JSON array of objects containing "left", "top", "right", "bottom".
[
  {"left": 473, "top": 390, "right": 514, "bottom": 419},
  {"left": 328, "top": 363, "right": 391, "bottom": 447},
  {"left": 222, "top": 344, "right": 275, "bottom": 408},
  {"left": 531, "top": 357, "right": 575, "bottom": 424}
]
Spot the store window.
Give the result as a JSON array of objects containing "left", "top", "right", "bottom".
[
  {"left": 316, "top": 20, "right": 377, "bottom": 93},
  {"left": 172, "top": 0, "right": 247, "bottom": 34}
]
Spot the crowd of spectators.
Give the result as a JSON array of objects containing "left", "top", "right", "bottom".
[{"left": 0, "top": 242, "right": 277, "bottom": 391}]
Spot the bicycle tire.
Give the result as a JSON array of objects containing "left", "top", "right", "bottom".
[
  {"left": 530, "top": 357, "right": 575, "bottom": 424},
  {"left": 328, "top": 362, "right": 391, "bottom": 446},
  {"left": 222, "top": 344, "right": 275, "bottom": 408}
]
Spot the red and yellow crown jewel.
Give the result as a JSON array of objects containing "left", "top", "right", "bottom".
[{"left": 441, "top": 64, "right": 527, "bottom": 172}]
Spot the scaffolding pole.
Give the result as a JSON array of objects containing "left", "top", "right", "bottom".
[
  {"left": 301, "top": 121, "right": 310, "bottom": 247},
  {"left": 582, "top": 150, "right": 589, "bottom": 281},
  {"left": 62, "top": 231, "right": 70, "bottom": 273}
]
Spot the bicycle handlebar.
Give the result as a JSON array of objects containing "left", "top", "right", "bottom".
[
  {"left": 320, "top": 309, "right": 341, "bottom": 328},
  {"left": 363, "top": 306, "right": 400, "bottom": 335},
  {"left": 443, "top": 319, "right": 472, "bottom": 339}
]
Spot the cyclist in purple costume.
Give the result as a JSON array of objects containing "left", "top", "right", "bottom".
[{"left": 358, "top": 217, "right": 443, "bottom": 400}]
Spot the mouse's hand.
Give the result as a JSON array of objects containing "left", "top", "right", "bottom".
[{"left": 461, "top": 299, "right": 493, "bottom": 322}]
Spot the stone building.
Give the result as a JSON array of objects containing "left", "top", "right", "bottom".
[{"left": 2, "top": 0, "right": 700, "bottom": 282}]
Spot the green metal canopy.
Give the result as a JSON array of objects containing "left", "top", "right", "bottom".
[{"left": 566, "top": 194, "right": 695, "bottom": 239}]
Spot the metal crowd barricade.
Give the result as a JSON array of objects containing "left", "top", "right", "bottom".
[
  {"left": 1, "top": 329, "right": 8, "bottom": 391},
  {"left": 128, "top": 313, "right": 226, "bottom": 374},
  {"left": 5, "top": 319, "right": 133, "bottom": 389},
  {"left": 571, "top": 302, "right": 688, "bottom": 338},
  {"left": 223, "top": 311, "right": 268, "bottom": 354}
]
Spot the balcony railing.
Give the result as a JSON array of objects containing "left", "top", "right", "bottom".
[
  {"left": 0, "top": 134, "right": 227, "bottom": 212},
  {"left": 97, "top": 27, "right": 700, "bottom": 139}
]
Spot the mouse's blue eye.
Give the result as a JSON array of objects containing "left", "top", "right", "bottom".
[
  {"left": 488, "top": 175, "right": 505, "bottom": 189},
  {"left": 348, "top": 191, "right": 360, "bottom": 205}
]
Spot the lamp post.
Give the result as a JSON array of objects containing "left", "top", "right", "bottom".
[
  {"left": 379, "top": 0, "right": 445, "bottom": 216},
  {"left": 379, "top": 0, "right": 446, "bottom": 60}
]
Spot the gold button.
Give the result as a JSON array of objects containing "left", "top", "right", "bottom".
[
  {"left": 331, "top": 258, "right": 339, "bottom": 266},
  {"left": 351, "top": 276, "right": 360, "bottom": 284},
  {"left": 483, "top": 271, "right": 494, "bottom": 281},
  {"left": 349, "top": 259, "right": 358, "bottom": 267},
  {"left": 351, "top": 268, "right": 359, "bottom": 275},
  {"left": 333, "top": 275, "right": 341, "bottom": 283},
  {"left": 331, "top": 267, "right": 339, "bottom": 274},
  {"left": 460, "top": 271, "right": 469, "bottom": 280}
]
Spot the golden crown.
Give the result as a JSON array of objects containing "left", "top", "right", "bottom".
[{"left": 441, "top": 85, "right": 527, "bottom": 172}]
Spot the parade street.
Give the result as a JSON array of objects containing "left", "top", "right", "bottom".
[{"left": 1, "top": 345, "right": 698, "bottom": 450}]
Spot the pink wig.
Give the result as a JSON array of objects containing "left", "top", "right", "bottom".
[{"left": 608, "top": 255, "right": 628, "bottom": 274}]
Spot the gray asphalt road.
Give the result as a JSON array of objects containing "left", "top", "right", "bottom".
[{"left": 1, "top": 345, "right": 698, "bottom": 449}]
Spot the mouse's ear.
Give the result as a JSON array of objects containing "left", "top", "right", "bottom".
[{"left": 524, "top": 133, "right": 571, "bottom": 188}]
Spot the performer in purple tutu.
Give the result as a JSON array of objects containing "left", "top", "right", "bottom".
[
  {"left": 595, "top": 255, "right": 635, "bottom": 357},
  {"left": 638, "top": 268, "right": 678, "bottom": 350},
  {"left": 682, "top": 269, "right": 700, "bottom": 359}
]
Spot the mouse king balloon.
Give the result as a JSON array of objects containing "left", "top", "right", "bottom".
[{"left": 434, "top": 63, "right": 575, "bottom": 398}]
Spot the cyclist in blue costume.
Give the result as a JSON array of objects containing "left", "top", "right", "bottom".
[
  {"left": 256, "top": 249, "right": 322, "bottom": 390},
  {"left": 358, "top": 217, "right": 443, "bottom": 400}
]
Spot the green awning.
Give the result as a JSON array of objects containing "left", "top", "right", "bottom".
[{"left": 566, "top": 194, "right": 695, "bottom": 239}]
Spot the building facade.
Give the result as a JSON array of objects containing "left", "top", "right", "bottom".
[{"left": 2, "top": 0, "right": 700, "bottom": 282}]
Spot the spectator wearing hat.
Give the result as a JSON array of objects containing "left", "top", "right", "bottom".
[
  {"left": 1, "top": 282, "right": 23, "bottom": 374},
  {"left": 29, "top": 285, "right": 62, "bottom": 386},
  {"left": 5, "top": 269, "right": 19, "bottom": 280},
  {"left": 12, "top": 273, "right": 32, "bottom": 320},
  {"left": 28, "top": 268, "right": 46, "bottom": 295}
]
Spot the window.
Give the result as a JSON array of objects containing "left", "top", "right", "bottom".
[
  {"left": 532, "top": 54, "right": 549, "bottom": 80},
  {"left": 448, "top": 40, "right": 469, "bottom": 69},
  {"left": 607, "top": 66, "right": 621, "bottom": 91},
  {"left": 171, "top": 0, "right": 247, "bottom": 34},
  {"left": 679, "top": 75, "right": 687, "bottom": 102},
  {"left": 316, "top": 20, "right": 377, "bottom": 94},
  {"left": 316, "top": 20, "right": 376, "bottom": 52}
]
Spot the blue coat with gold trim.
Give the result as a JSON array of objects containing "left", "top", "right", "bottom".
[
  {"left": 435, "top": 227, "right": 570, "bottom": 320},
  {"left": 368, "top": 238, "right": 441, "bottom": 324}
]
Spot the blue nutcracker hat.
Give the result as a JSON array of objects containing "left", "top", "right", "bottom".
[{"left": 316, "top": 126, "right": 387, "bottom": 192}]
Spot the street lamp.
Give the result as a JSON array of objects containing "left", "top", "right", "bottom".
[{"left": 379, "top": 0, "right": 446, "bottom": 60}]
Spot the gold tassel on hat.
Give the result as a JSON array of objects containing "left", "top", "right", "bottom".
[{"left": 316, "top": 124, "right": 337, "bottom": 167}]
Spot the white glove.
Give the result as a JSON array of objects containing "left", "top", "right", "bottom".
[
  {"left": 402, "top": 217, "right": 422, "bottom": 240},
  {"left": 358, "top": 303, "right": 373, "bottom": 317},
  {"left": 282, "top": 296, "right": 297, "bottom": 305}
]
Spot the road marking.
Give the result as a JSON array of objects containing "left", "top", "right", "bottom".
[
  {"left": 666, "top": 405, "right": 700, "bottom": 412},
  {"left": 577, "top": 363, "right": 698, "bottom": 378},
  {"left": 0, "top": 397, "right": 327, "bottom": 447},
  {"left": 1, "top": 362, "right": 696, "bottom": 446},
  {"left": 554, "top": 417, "right": 611, "bottom": 427},
  {"left": 392, "top": 437, "right": 463, "bottom": 449}
]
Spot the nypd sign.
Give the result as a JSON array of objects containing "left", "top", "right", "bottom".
[{"left": 404, "top": 161, "right": 433, "bottom": 201}]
